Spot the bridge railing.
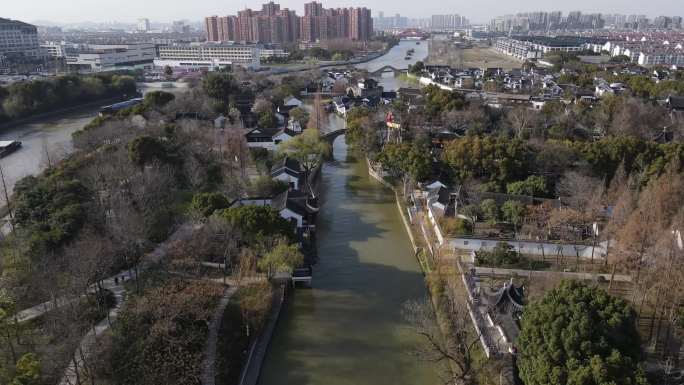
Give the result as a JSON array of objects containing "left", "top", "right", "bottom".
[
  {"left": 369, "top": 66, "right": 409, "bottom": 76},
  {"left": 321, "top": 129, "right": 347, "bottom": 141}
]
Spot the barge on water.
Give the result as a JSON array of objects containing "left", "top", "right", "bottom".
[
  {"left": 0, "top": 141, "right": 22, "bottom": 158},
  {"left": 99, "top": 98, "right": 144, "bottom": 116}
]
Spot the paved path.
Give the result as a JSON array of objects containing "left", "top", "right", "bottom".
[
  {"left": 201, "top": 287, "right": 238, "bottom": 385},
  {"left": 238, "top": 285, "right": 285, "bottom": 385},
  {"left": 54, "top": 223, "right": 198, "bottom": 385},
  {"left": 59, "top": 278, "right": 128, "bottom": 385},
  {"left": 16, "top": 223, "right": 197, "bottom": 324},
  {"left": 472, "top": 266, "right": 632, "bottom": 282}
]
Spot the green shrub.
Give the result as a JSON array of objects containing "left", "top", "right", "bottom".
[
  {"left": 475, "top": 242, "right": 520, "bottom": 267},
  {"left": 190, "top": 192, "right": 231, "bottom": 218},
  {"left": 439, "top": 217, "right": 473, "bottom": 236}
]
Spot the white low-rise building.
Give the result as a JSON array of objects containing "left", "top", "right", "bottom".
[
  {"left": 66, "top": 43, "right": 155, "bottom": 72},
  {"left": 271, "top": 157, "right": 303, "bottom": 191},
  {"left": 155, "top": 43, "right": 261, "bottom": 70},
  {"left": 638, "top": 48, "right": 684, "bottom": 67}
]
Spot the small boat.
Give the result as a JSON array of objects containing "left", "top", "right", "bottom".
[
  {"left": 416, "top": 42, "right": 421, "bottom": 45},
  {"left": 0, "top": 141, "right": 21, "bottom": 158}
]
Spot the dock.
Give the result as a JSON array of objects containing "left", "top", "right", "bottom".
[{"left": 291, "top": 266, "right": 313, "bottom": 287}]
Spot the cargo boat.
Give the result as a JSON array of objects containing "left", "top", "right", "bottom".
[{"left": 0, "top": 141, "right": 22, "bottom": 158}]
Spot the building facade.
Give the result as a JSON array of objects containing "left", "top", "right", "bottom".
[
  {"left": 205, "top": 16, "right": 220, "bottom": 42},
  {"left": 430, "top": 14, "right": 469, "bottom": 31},
  {"left": 155, "top": 43, "right": 261, "bottom": 69},
  {"left": 495, "top": 36, "right": 603, "bottom": 60},
  {"left": 638, "top": 49, "right": 684, "bottom": 66},
  {"left": 137, "top": 18, "right": 150, "bottom": 32},
  {"left": 0, "top": 18, "right": 41, "bottom": 61},
  {"left": 204, "top": 1, "right": 372, "bottom": 44},
  {"left": 66, "top": 43, "right": 156, "bottom": 72}
]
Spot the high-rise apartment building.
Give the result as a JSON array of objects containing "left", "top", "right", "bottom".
[
  {"left": 218, "top": 16, "right": 239, "bottom": 41},
  {"left": 488, "top": 11, "right": 604, "bottom": 32},
  {"left": 137, "top": 18, "right": 150, "bottom": 32},
  {"left": 262, "top": 1, "right": 281, "bottom": 16},
  {"left": 204, "top": 16, "right": 220, "bottom": 41},
  {"left": 350, "top": 7, "right": 372, "bottom": 41},
  {"left": 205, "top": 2, "right": 372, "bottom": 44},
  {"left": 305, "top": 2, "right": 324, "bottom": 17},
  {"left": 431, "top": 14, "right": 468, "bottom": 31}
]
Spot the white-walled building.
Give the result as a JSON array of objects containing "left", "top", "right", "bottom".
[
  {"left": 41, "top": 41, "right": 68, "bottom": 58},
  {"left": 230, "top": 189, "right": 317, "bottom": 232},
  {"left": 260, "top": 47, "right": 288, "bottom": 60},
  {"left": 66, "top": 43, "right": 155, "bottom": 72},
  {"left": 638, "top": 48, "right": 684, "bottom": 66},
  {"left": 155, "top": 43, "right": 261, "bottom": 70},
  {"left": 271, "top": 157, "right": 303, "bottom": 191}
]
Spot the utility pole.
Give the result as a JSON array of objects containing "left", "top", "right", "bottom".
[{"left": 0, "top": 164, "right": 15, "bottom": 233}]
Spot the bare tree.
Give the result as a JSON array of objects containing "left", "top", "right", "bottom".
[
  {"left": 506, "top": 106, "right": 536, "bottom": 138},
  {"left": 402, "top": 296, "right": 483, "bottom": 384},
  {"left": 609, "top": 97, "right": 669, "bottom": 139},
  {"left": 307, "top": 92, "right": 328, "bottom": 132},
  {"left": 556, "top": 171, "right": 603, "bottom": 213}
]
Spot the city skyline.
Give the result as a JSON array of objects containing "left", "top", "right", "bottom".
[
  {"left": 203, "top": 2, "right": 372, "bottom": 43},
  {"left": 5, "top": 0, "right": 684, "bottom": 25}
]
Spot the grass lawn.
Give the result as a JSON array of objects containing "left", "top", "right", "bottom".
[{"left": 461, "top": 48, "right": 522, "bottom": 70}]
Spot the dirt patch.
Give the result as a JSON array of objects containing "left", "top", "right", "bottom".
[{"left": 427, "top": 40, "right": 521, "bottom": 70}]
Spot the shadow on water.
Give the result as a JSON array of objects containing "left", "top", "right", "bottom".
[{"left": 256, "top": 135, "right": 440, "bottom": 385}]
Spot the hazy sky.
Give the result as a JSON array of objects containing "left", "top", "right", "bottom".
[{"left": 5, "top": 0, "right": 684, "bottom": 24}]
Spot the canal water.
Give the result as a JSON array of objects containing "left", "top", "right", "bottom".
[
  {"left": 0, "top": 108, "right": 98, "bottom": 197},
  {"left": 258, "top": 41, "right": 437, "bottom": 385},
  {"left": 355, "top": 39, "right": 429, "bottom": 91},
  {"left": 258, "top": 134, "right": 439, "bottom": 385}
]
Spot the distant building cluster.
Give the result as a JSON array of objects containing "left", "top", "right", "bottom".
[
  {"left": 373, "top": 13, "right": 431, "bottom": 31},
  {"left": 137, "top": 18, "right": 151, "bottom": 33},
  {"left": 204, "top": 1, "right": 373, "bottom": 44},
  {"left": 603, "top": 37, "right": 684, "bottom": 66},
  {"left": 494, "top": 36, "right": 606, "bottom": 60},
  {"left": 489, "top": 11, "right": 683, "bottom": 33},
  {"left": 602, "top": 14, "right": 683, "bottom": 30},
  {"left": 489, "top": 12, "right": 604, "bottom": 32},
  {"left": 374, "top": 12, "right": 409, "bottom": 30},
  {"left": 493, "top": 33, "right": 684, "bottom": 67},
  {"left": 373, "top": 12, "right": 470, "bottom": 33},
  {"left": 430, "top": 14, "right": 470, "bottom": 31}
]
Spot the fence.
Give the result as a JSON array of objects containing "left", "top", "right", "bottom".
[{"left": 448, "top": 237, "right": 607, "bottom": 260}]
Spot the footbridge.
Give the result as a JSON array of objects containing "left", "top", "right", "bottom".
[
  {"left": 369, "top": 65, "right": 408, "bottom": 77},
  {"left": 321, "top": 128, "right": 347, "bottom": 142}
]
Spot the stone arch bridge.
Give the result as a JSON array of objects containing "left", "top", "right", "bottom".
[{"left": 368, "top": 65, "right": 408, "bottom": 77}]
